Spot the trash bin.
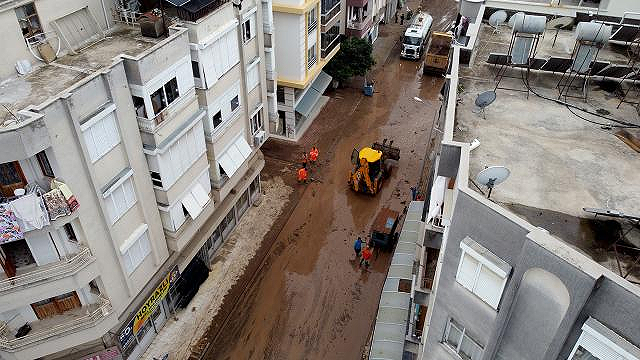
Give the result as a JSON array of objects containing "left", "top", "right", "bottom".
[{"left": 363, "top": 82, "right": 374, "bottom": 96}]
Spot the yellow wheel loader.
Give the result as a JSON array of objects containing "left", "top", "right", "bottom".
[{"left": 348, "top": 139, "right": 400, "bottom": 195}]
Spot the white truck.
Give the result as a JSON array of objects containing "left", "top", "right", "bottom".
[{"left": 401, "top": 12, "right": 433, "bottom": 60}]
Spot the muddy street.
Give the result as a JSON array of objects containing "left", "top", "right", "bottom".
[{"left": 200, "top": 1, "right": 456, "bottom": 359}]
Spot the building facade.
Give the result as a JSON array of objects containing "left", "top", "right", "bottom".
[
  {"left": 271, "top": 0, "right": 340, "bottom": 140},
  {"left": 0, "top": 0, "right": 272, "bottom": 359}
]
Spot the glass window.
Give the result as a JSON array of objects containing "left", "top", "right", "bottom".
[
  {"left": 164, "top": 77, "right": 179, "bottom": 104},
  {"left": 15, "top": 3, "right": 42, "bottom": 41},
  {"left": 277, "top": 86, "right": 285, "bottom": 103},
  {"left": 150, "top": 87, "right": 166, "bottom": 115},
  {"left": 191, "top": 61, "right": 200, "bottom": 79},
  {"left": 132, "top": 96, "right": 147, "bottom": 118},
  {"left": 213, "top": 111, "right": 223, "bottom": 128},
  {"left": 35, "top": 150, "right": 54, "bottom": 177},
  {"left": 455, "top": 243, "right": 509, "bottom": 310},
  {"left": 250, "top": 110, "right": 263, "bottom": 134},
  {"left": 150, "top": 171, "right": 163, "bottom": 187},
  {"left": 231, "top": 95, "right": 240, "bottom": 112},
  {"left": 444, "top": 319, "right": 483, "bottom": 360},
  {"left": 63, "top": 223, "right": 77, "bottom": 242},
  {"left": 242, "top": 18, "right": 252, "bottom": 42}
]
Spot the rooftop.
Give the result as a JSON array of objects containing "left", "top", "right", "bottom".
[
  {"left": 454, "top": 22, "right": 640, "bottom": 280},
  {"left": 0, "top": 25, "right": 162, "bottom": 125}
]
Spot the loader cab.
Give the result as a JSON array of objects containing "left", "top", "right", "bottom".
[{"left": 359, "top": 147, "right": 382, "bottom": 177}]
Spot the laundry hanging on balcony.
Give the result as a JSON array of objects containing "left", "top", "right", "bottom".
[
  {"left": 51, "top": 179, "right": 79, "bottom": 212},
  {"left": 9, "top": 192, "right": 50, "bottom": 231},
  {"left": 0, "top": 203, "right": 23, "bottom": 244},
  {"left": 43, "top": 189, "right": 72, "bottom": 220}
]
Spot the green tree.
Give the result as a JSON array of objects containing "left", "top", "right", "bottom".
[{"left": 324, "top": 37, "right": 376, "bottom": 84}]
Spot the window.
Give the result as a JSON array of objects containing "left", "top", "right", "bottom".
[
  {"left": 246, "top": 59, "right": 260, "bottom": 91},
  {"left": 455, "top": 238, "right": 510, "bottom": 309},
  {"left": 150, "top": 77, "right": 180, "bottom": 116},
  {"left": 213, "top": 111, "right": 223, "bottom": 129},
  {"left": 15, "top": 3, "right": 42, "bottom": 41},
  {"left": 307, "top": 44, "right": 317, "bottom": 68},
  {"left": 201, "top": 27, "right": 239, "bottom": 86},
  {"left": 308, "top": 8, "right": 317, "bottom": 32},
  {"left": 63, "top": 223, "right": 77, "bottom": 242},
  {"left": 191, "top": 61, "right": 201, "bottom": 79},
  {"left": 104, "top": 175, "right": 137, "bottom": 224},
  {"left": 221, "top": 208, "right": 236, "bottom": 237},
  {"left": 569, "top": 317, "right": 640, "bottom": 360},
  {"left": 157, "top": 124, "right": 206, "bottom": 188},
  {"left": 277, "top": 86, "right": 285, "bottom": 103},
  {"left": 81, "top": 108, "right": 120, "bottom": 163},
  {"left": 249, "top": 174, "right": 260, "bottom": 200},
  {"left": 35, "top": 150, "right": 54, "bottom": 177},
  {"left": 242, "top": 17, "right": 254, "bottom": 42},
  {"left": 164, "top": 78, "right": 179, "bottom": 104},
  {"left": 181, "top": 183, "right": 210, "bottom": 219},
  {"left": 150, "top": 171, "right": 163, "bottom": 187},
  {"left": 231, "top": 95, "right": 240, "bottom": 112},
  {"left": 122, "top": 228, "right": 151, "bottom": 275},
  {"left": 132, "top": 96, "right": 147, "bottom": 118},
  {"left": 443, "top": 319, "right": 483, "bottom": 360},
  {"left": 250, "top": 109, "right": 263, "bottom": 134}
]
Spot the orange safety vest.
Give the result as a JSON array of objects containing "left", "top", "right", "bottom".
[
  {"left": 309, "top": 148, "right": 319, "bottom": 162},
  {"left": 297, "top": 168, "right": 308, "bottom": 181}
]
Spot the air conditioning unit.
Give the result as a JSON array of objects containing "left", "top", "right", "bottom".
[{"left": 253, "top": 130, "right": 266, "bottom": 147}]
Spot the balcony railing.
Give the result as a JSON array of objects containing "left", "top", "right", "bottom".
[
  {"left": 321, "top": 34, "right": 340, "bottom": 58},
  {"left": 137, "top": 88, "right": 196, "bottom": 132},
  {"left": 0, "top": 296, "right": 112, "bottom": 350},
  {"left": 0, "top": 246, "right": 95, "bottom": 293},
  {"left": 346, "top": 17, "right": 371, "bottom": 30},
  {"left": 321, "top": 2, "right": 340, "bottom": 25},
  {"left": 308, "top": 56, "right": 317, "bottom": 69}
]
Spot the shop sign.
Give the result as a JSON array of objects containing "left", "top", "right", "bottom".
[{"left": 118, "top": 266, "right": 179, "bottom": 346}]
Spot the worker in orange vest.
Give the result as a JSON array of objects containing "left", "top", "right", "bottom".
[
  {"left": 297, "top": 166, "right": 308, "bottom": 183},
  {"left": 309, "top": 146, "right": 319, "bottom": 166}
]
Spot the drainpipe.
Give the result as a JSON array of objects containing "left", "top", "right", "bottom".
[{"left": 100, "top": 0, "right": 111, "bottom": 30}]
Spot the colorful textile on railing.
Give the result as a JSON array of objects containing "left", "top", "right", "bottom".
[
  {"left": 0, "top": 203, "right": 23, "bottom": 244},
  {"left": 51, "top": 179, "right": 79, "bottom": 212},
  {"left": 43, "top": 189, "right": 71, "bottom": 220},
  {"left": 9, "top": 192, "right": 50, "bottom": 231}
]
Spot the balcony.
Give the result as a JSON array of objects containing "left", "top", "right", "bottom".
[
  {"left": 347, "top": 0, "right": 368, "bottom": 8},
  {"left": 170, "top": 0, "right": 230, "bottom": 23},
  {"left": 321, "top": 2, "right": 341, "bottom": 26},
  {"left": 346, "top": 17, "right": 372, "bottom": 38},
  {"left": 0, "top": 246, "right": 95, "bottom": 294},
  {"left": 137, "top": 88, "right": 196, "bottom": 133},
  {"left": 308, "top": 19, "right": 318, "bottom": 33},
  {"left": 0, "top": 296, "right": 116, "bottom": 354},
  {"left": 321, "top": 33, "right": 340, "bottom": 59}
]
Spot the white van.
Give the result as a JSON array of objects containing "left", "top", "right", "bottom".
[{"left": 401, "top": 12, "right": 433, "bottom": 59}]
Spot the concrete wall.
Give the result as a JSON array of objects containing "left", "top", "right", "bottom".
[
  {"left": 274, "top": 12, "right": 304, "bottom": 81},
  {"left": 0, "top": 0, "right": 114, "bottom": 80}
]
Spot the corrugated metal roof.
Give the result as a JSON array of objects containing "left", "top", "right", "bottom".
[{"left": 369, "top": 201, "right": 425, "bottom": 360}]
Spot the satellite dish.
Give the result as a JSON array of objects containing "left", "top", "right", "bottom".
[
  {"left": 489, "top": 10, "right": 508, "bottom": 29},
  {"left": 547, "top": 16, "right": 573, "bottom": 30},
  {"left": 508, "top": 12, "right": 525, "bottom": 29},
  {"left": 475, "top": 166, "right": 510, "bottom": 198}
]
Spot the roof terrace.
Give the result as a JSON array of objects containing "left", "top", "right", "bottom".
[
  {"left": 0, "top": 25, "right": 163, "bottom": 127},
  {"left": 453, "top": 22, "right": 640, "bottom": 281}
]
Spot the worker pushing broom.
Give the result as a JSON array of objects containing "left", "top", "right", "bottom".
[{"left": 297, "top": 146, "right": 320, "bottom": 184}]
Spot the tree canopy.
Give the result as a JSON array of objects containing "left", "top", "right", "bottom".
[{"left": 324, "top": 37, "right": 376, "bottom": 84}]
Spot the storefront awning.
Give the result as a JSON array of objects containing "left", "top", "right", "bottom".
[
  {"left": 311, "top": 71, "right": 332, "bottom": 93},
  {"left": 295, "top": 88, "right": 322, "bottom": 119},
  {"left": 218, "top": 135, "right": 253, "bottom": 178}
]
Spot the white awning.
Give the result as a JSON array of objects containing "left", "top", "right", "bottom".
[
  {"left": 181, "top": 193, "right": 203, "bottom": 219},
  {"left": 427, "top": 176, "right": 447, "bottom": 223},
  {"left": 191, "top": 183, "right": 210, "bottom": 208},
  {"left": 218, "top": 135, "right": 253, "bottom": 178}
]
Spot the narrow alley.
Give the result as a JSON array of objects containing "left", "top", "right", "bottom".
[{"left": 196, "top": 1, "right": 456, "bottom": 358}]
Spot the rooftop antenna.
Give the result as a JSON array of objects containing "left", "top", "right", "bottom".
[
  {"left": 494, "top": 13, "right": 546, "bottom": 97},
  {"left": 557, "top": 21, "right": 611, "bottom": 102},
  {"left": 475, "top": 166, "right": 510, "bottom": 199}
]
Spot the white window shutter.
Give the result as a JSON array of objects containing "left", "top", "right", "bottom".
[
  {"left": 83, "top": 130, "right": 98, "bottom": 161},
  {"left": 474, "top": 266, "right": 503, "bottom": 308},
  {"left": 456, "top": 253, "right": 479, "bottom": 291}
]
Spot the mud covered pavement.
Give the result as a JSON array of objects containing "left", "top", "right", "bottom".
[{"left": 197, "top": 1, "right": 456, "bottom": 358}]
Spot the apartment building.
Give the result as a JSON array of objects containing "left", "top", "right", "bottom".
[
  {"left": 271, "top": 0, "right": 340, "bottom": 140},
  {"left": 370, "top": 2, "right": 640, "bottom": 360},
  {"left": 0, "top": 0, "right": 271, "bottom": 359},
  {"left": 345, "top": 0, "right": 392, "bottom": 42}
]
